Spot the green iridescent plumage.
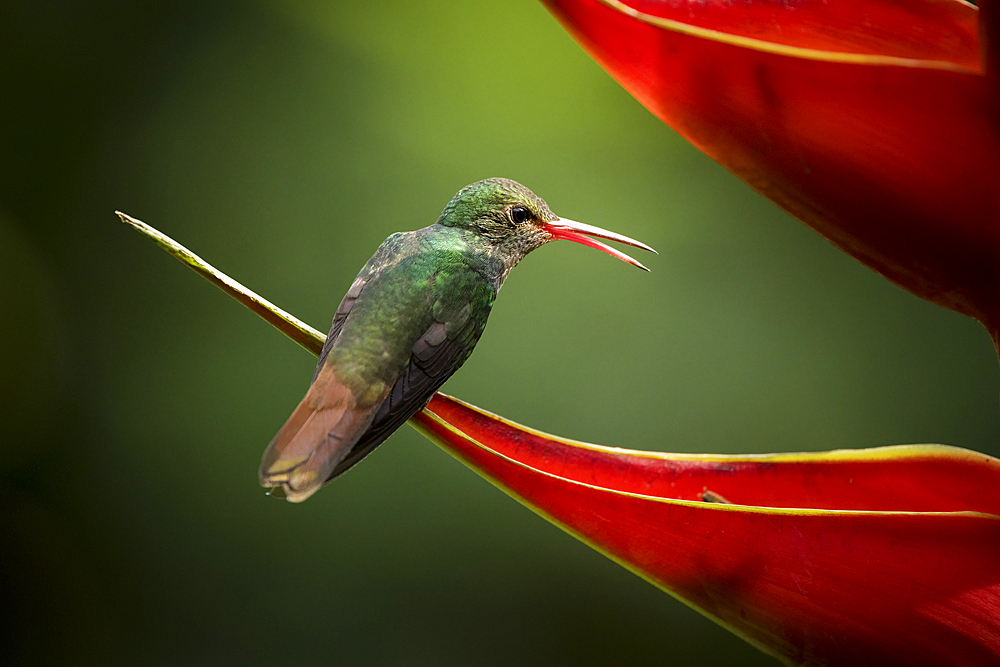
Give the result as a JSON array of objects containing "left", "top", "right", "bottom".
[{"left": 260, "top": 178, "right": 654, "bottom": 502}]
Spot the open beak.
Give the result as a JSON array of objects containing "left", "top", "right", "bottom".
[{"left": 543, "top": 218, "right": 657, "bottom": 271}]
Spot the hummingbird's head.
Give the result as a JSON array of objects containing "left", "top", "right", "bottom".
[{"left": 437, "top": 178, "right": 655, "bottom": 274}]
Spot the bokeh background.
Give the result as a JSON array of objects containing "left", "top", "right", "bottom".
[{"left": 3, "top": 1, "right": 997, "bottom": 665}]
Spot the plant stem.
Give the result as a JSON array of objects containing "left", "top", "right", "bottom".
[{"left": 116, "top": 211, "right": 325, "bottom": 357}]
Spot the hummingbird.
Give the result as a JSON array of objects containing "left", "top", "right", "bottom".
[{"left": 260, "top": 178, "right": 655, "bottom": 502}]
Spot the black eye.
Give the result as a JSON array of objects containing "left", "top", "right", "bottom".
[{"left": 508, "top": 205, "right": 532, "bottom": 225}]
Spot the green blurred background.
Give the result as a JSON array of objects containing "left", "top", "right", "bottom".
[{"left": 2, "top": 1, "right": 997, "bottom": 664}]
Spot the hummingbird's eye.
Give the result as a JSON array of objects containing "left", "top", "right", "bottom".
[{"left": 508, "top": 205, "right": 532, "bottom": 225}]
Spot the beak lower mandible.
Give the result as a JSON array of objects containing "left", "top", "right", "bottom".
[{"left": 542, "top": 217, "right": 657, "bottom": 271}]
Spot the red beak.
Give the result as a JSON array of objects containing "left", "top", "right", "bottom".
[{"left": 543, "top": 217, "right": 657, "bottom": 271}]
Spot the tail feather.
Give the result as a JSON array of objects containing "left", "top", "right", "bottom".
[{"left": 259, "top": 366, "right": 384, "bottom": 502}]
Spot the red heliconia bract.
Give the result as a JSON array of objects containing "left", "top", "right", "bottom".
[
  {"left": 540, "top": 0, "right": 1000, "bottom": 346},
  {"left": 414, "top": 394, "right": 1000, "bottom": 665}
]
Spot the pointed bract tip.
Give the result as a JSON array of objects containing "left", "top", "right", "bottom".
[{"left": 116, "top": 210, "right": 148, "bottom": 233}]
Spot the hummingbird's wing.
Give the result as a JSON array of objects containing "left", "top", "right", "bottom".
[
  {"left": 260, "top": 254, "right": 495, "bottom": 502},
  {"left": 324, "top": 303, "right": 490, "bottom": 479},
  {"left": 311, "top": 274, "right": 364, "bottom": 381}
]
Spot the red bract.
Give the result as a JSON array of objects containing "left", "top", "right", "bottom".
[
  {"left": 541, "top": 0, "right": 1000, "bottom": 341},
  {"left": 415, "top": 393, "right": 1000, "bottom": 665}
]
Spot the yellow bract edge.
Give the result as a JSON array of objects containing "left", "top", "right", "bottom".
[{"left": 595, "top": 0, "right": 980, "bottom": 73}]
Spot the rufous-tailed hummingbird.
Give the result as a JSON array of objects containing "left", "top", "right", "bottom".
[{"left": 260, "top": 178, "right": 655, "bottom": 502}]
